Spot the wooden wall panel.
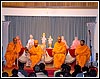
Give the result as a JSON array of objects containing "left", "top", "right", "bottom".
[{"left": 2, "top": 2, "right": 98, "bottom": 9}]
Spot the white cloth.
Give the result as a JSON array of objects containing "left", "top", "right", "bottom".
[
  {"left": 54, "top": 70, "right": 61, "bottom": 77},
  {"left": 36, "top": 72, "right": 48, "bottom": 77},
  {"left": 44, "top": 51, "right": 53, "bottom": 63},
  {"left": 18, "top": 72, "right": 25, "bottom": 77},
  {"left": 39, "top": 44, "right": 53, "bottom": 64},
  {"left": 18, "top": 50, "right": 31, "bottom": 66},
  {"left": 65, "top": 51, "right": 75, "bottom": 63},
  {"left": 26, "top": 39, "right": 34, "bottom": 49},
  {"left": 48, "top": 38, "right": 53, "bottom": 44},
  {"left": 18, "top": 50, "right": 28, "bottom": 63},
  {"left": 41, "top": 36, "right": 46, "bottom": 44}
]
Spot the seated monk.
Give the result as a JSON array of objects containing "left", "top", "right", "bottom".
[
  {"left": 5, "top": 37, "right": 21, "bottom": 68},
  {"left": 52, "top": 36, "right": 66, "bottom": 69},
  {"left": 75, "top": 40, "right": 90, "bottom": 68},
  {"left": 29, "top": 40, "right": 44, "bottom": 68}
]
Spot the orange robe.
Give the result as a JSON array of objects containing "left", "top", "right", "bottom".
[
  {"left": 52, "top": 42, "right": 66, "bottom": 68},
  {"left": 17, "top": 39, "right": 23, "bottom": 48},
  {"left": 29, "top": 46, "right": 44, "bottom": 68},
  {"left": 5, "top": 42, "right": 21, "bottom": 68},
  {"left": 75, "top": 44, "right": 90, "bottom": 67}
]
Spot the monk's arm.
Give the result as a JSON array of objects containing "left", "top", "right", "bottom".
[
  {"left": 29, "top": 47, "right": 35, "bottom": 55},
  {"left": 6, "top": 43, "right": 17, "bottom": 54},
  {"left": 52, "top": 43, "right": 57, "bottom": 56},
  {"left": 59, "top": 46, "right": 66, "bottom": 54},
  {"left": 16, "top": 43, "right": 21, "bottom": 53},
  {"left": 86, "top": 47, "right": 91, "bottom": 61},
  {"left": 6, "top": 43, "right": 13, "bottom": 52},
  {"left": 38, "top": 46, "right": 44, "bottom": 55}
]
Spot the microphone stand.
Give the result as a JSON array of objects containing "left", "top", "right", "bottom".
[{"left": 89, "top": 30, "right": 92, "bottom": 67}]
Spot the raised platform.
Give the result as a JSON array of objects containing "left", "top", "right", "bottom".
[{"left": 2, "top": 62, "right": 75, "bottom": 77}]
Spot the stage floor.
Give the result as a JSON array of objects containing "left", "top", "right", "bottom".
[{"left": 2, "top": 63, "right": 75, "bottom": 77}]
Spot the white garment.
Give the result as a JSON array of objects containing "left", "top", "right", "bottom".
[
  {"left": 41, "top": 36, "right": 46, "bottom": 44},
  {"left": 18, "top": 50, "right": 28, "bottom": 63},
  {"left": 36, "top": 72, "right": 48, "bottom": 77},
  {"left": 18, "top": 50, "right": 31, "bottom": 66},
  {"left": 48, "top": 38, "right": 53, "bottom": 44},
  {"left": 65, "top": 51, "right": 75, "bottom": 63},
  {"left": 54, "top": 70, "right": 61, "bottom": 77},
  {"left": 18, "top": 72, "right": 25, "bottom": 77},
  {"left": 44, "top": 51, "right": 53, "bottom": 63},
  {"left": 26, "top": 39, "right": 34, "bottom": 49}
]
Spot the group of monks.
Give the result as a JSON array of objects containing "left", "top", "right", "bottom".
[{"left": 4, "top": 36, "right": 90, "bottom": 69}]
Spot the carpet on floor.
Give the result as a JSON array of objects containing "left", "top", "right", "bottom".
[{"left": 2, "top": 60, "right": 76, "bottom": 77}]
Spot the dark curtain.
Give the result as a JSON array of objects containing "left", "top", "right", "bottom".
[{"left": 5, "top": 16, "right": 96, "bottom": 48}]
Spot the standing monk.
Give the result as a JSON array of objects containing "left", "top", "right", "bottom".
[
  {"left": 52, "top": 36, "right": 66, "bottom": 68},
  {"left": 29, "top": 40, "right": 44, "bottom": 68},
  {"left": 75, "top": 40, "right": 90, "bottom": 68},
  {"left": 5, "top": 37, "right": 21, "bottom": 68}
]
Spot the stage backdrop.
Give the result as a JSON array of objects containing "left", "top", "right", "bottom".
[{"left": 5, "top": 16, "right": 96, "bottom": 48}]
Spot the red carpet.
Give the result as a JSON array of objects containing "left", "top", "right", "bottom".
[
  {"left": 25, "top": 61, "right": 76, "bottom": 77},
  {"left": 24, "top": 67, "right": 58, "bottom": 77},
  {"left": 3, "top": 61, "right": 75, "bottom": 77},
  {"left": 3, "top": 66, "right": 58, "bottom": 77}
]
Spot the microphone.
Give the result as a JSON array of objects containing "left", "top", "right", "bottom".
[{"left": 88, "top": 30, "right": 90, "bottom": 35}]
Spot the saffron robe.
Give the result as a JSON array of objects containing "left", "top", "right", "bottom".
[
  {"left": 75, "top": 44, "right": 90, "bottom": 67},
  {"left": 52, "top": 42, "right": 66, "bottom": 68},
  {"left": 5, "top": 42, "right": 21, "bottom": 68}
]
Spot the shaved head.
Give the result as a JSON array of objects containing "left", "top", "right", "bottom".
[
  {"left": 13, "top": 37, "right": 17, "bottom": 44},
  {"left": 16, "top": 36, "right": 20, "bottom": 39},
  {"left": 34, "top": 40, "right": 38, "bottom": 47},
  {"left": 57, "top": 36, "right": 62, "bottom": 43},
  {"left": 34, "top": 40, "right": 38, "bottom": 43},
  {"left": 80, "top": 40, "right": 85, "bottom": 46}
]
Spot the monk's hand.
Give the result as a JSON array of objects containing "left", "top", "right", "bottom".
[
  {"left": 14, "top": 44, "right": 17, "bottom": 49},
  {"left": 52, "top": 51, "right": 55, "bottom": 56},
  {"left": 75, "top": 52, "right": 77, "bottom": 56}
]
